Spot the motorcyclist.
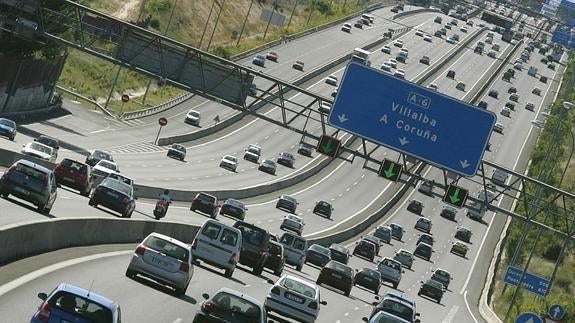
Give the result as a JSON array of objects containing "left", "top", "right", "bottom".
[{"left": 158, "top": 189, "right": 171, "bottom": 214}]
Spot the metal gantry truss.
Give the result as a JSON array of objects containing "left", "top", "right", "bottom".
[{"left": 1, "top": 0, "right": 574, "bottom": 240}]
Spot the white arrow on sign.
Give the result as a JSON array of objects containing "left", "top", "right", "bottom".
[
  {"left": 338, "top": 114, "right": 349, "bottom": 123},
  {"left": 460, "top": 160, "right": 470, "bottom": 168},
  {"left": 399, "top": 137, "right": 409, "bottom": 146}
]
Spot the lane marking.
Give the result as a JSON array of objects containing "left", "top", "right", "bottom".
[{"left": 442, "top": 305, "right": 460, "bottom": 323}]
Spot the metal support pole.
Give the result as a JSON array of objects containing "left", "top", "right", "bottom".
[
  {"left": 263, "top": 0, "right": 278, "bottom": 40},
  {"left": 287, "top": 0, "right": 299, "bottom": 30},
  {"left": 236, "top": 0, "right": 255, "bottom": 46},
  {"left": 199, "top": 0, "right": 217, "bottom": 49},
  {"left": 104, "top": 65, "right": 122, "bottom": 113},
  {"left": 207, "top": 0, "right": 225, "bottom": 51},
  {"left": 164, "top": 0, "right": 178, "bottom": 35},
  {"left": 137, "top": 0, "right": 149, "bottom": 22},
  {"left": 306, "top": 3, "right": 314, "bottom": 25}
]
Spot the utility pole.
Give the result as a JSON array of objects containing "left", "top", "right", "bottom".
[
  {"left": 236, "top": 0, "right": 255, "bottom": 46},
  {"left": 263, "top": 0, "right": 279, "bottom": 40},
  {"left": 199, "top": 0, "right": 217, "bottom": 49},
  {"left": 286, "top": 0, "right": 299, "bottom": 30},
  {"left": 206, "top": 0, "right": 225, "bottom": 51}
]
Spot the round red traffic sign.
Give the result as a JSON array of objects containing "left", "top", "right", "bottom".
[
  {"left": 121, "top": 94, "right": 130, "bottom": 103},
  {"left": 158, "top": 117, "right": 168, "bottom": 126}
]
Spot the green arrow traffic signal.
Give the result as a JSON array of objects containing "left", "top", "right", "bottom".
[
  {"left": 316, "top": 135, "right": 341, "bottom": 158},
  {"left": 378, "top": 159, "right": 402, "bottom": 182},
  {"left": 442, "top": 184, "right": 469, "bottom": 208}
]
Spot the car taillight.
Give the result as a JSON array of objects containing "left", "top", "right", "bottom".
[
  {"left": 308, "top": 301, "right": 318, "bottom": 310},
  {"left": 228, "top": 253, "right": 236, "bottom": 265},
  {"left": 258, "top": 244, "right": 266, "bottom": 255},
  {"left": 271, "top": 286, "right": 280, "bottom": 295},
  {"left": 36, "top": 302, "right": 51, "bottom": 322},
  {"left": 202, "top": 301, "right": 216, "bottom": 313},
  {"left": 179, "top": 262, "right": 190, "bottom": 273},
  {"left": 135, "top": 245, "right": 146, "bottom": 255}
]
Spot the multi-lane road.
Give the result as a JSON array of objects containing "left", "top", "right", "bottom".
[{"left": 0, "top": 4, "right": 565, "bottom": 323}]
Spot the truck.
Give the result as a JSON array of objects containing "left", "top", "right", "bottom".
[{"left": 351, "top": 48, "right": 371, "bottom": 66}]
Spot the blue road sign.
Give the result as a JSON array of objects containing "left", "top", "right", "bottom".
[
  {"left": 549, "top": 304, "right": 566, "bottom": 320},
  {"left": 515, "top": 312, "right": 543, "bottom": 323},
  {"left": 504, "top": 266, "right": 551, "bottom": 297},
  {"left": 561, "top": 0, "right": 575, "bottom": 11},
  {"left": 328, "top": 63, "right": 495, "bottom": 177}
]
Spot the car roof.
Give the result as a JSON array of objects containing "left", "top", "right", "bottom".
[
  {"left": 56, "top": 283, "right": 118, "bottom": 309},
  {"left": 280, "top": 274, "right": 318, "bottom": 290},
  {"left": 15, "top": 159, "right": 52, "bottom": 173},
  {"left": 214, "top": 287, "right": 264, "bottom": 306},
  {"left": 329, "top": 243, "right": 348, "bottom": 252},
  {"left": 382, "top": 290, "right": 416, "bottom": 307}
]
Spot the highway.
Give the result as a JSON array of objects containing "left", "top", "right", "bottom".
[{"left": 0, "top": 5, "right": 566, "bottom": 323}]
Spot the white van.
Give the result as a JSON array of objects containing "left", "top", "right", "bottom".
[
  {"left": 191, "top": 219, "right": 242, "bottom": 278},
  {"left": 279, "top": 232, "right": 307, "bottom": 271}
]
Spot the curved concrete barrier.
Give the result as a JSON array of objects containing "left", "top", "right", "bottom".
[{"left": 0, "top": 218, "right": 199, "bottom": 266}]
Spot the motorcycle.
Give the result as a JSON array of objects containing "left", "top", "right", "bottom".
[{"left": 154, "top": 200, "right": 169, "bottom": 220}]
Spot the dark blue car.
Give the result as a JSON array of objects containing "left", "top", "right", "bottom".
[
  {"left": 31, "top": 282, "right": 121, "bottom": 323},
  {"left": 89, "top": 177, "right": 136, "bottom": 218},
  {"left": 0, "top": 118, "right": 17, "bottom": 141}
]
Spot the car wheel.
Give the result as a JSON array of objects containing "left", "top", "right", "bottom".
[
  {"left": 81, "top": 187, "right": 91, "bottom": 197},
  {"left": 370, "top": 256, "right": 374, "bottom": 262},
  {"left": 344, "top": 288, "right": 351, "bottom": 297},
  {"left": 1, "top": 192, "right": 8, "bottom": 199},
  {"left": 174, "top": 282, "right": 188, "bottom": 296},
  {"left": 274, "top": 267, "right": 283, "bottom": 276},
  {"left": 225, "top": 268, "right": 234, "bottom": 278},
  {"left": 316, "top": 279, "right": 322, "bottom": 285},
  {"left": 88, "top": 198, "right": 97, "bottom": 207},
  {"left": 393, "top": 283, "right": 398, "bottom": 289},
  {"left": 125, "top": 269, "right": 136, "bottom": 278},
  {"left": 296, "top": 262, "right": 303, "bottom": 271},
  {"left": 374, "top": 287, "right": 380, "bottom": 294},
  {"left": 37, "top": 202, "right": 48, "bottom": 214},
  {"left": 417, "top": 291, "right": 421, "bottom": 296},
  {"left": 437, "top": 298, "right": 441, "bottom": 304}
]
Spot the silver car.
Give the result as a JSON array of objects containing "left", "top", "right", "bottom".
[
  {"left": 126, "top": 232, "right": 194, "bottom": 296},
  {"left": 393, "top": 249, "right": 415, "bottom": 269}
]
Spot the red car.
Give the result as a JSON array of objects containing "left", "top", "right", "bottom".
[
  {"left": 292, "top": 60, "right": 304, "bottom": 71},
  {"left": 54, "top": 158, "right": 93, "bottom": 196},
  {"left": 266, "top": 51, "right": 278, "bottom": 62},
  {"left": 352, "top": 239, "right": 376, "bottom": 262}
]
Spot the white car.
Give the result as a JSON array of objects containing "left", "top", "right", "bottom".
[
  {"left": 381, "top": 45, "right": 391, "bottom": 54},
  {"left": 399, "top": 48, "right": 409, "bottom": 58},
  {"left": 126, "top": 232, "right": 193, "bottom": 296},
  {"left": 220, "top": 155, "right": 238, "bottom": 171},
  {"left": 21, "top": 142, "right": 55, "bottom": 162},
  {"left": 388, "top": 59, "right": 398, "bottom": 68},
  {"left": 487, "top": 50, "right": 497, "bottom": 58},
  {"left": 394, "top": 69, "right": 405, "bottom": 79},
  {"left": 493, "top": 122, "right": 504, "bottom": 133},
  {"left": 446, "top": 37, "right": 456, "bottom": 44},
  {"left": 415, "top": 29, "right": 424, "bottom": 36},
  {"left": 423, "top": 34, "right": 433, "bottom": 42},
  {"left": 500, "top": 107, "right": 512, "bottom": 117},
  {"left": 428, "top": 83, "right": 438, "bottom": 91},
  {"left": 325, "top": 75, "right": 338, "bottom": 86},
  {"left": 185, "top": 109, "right": 201, "bottom": 126},
  {"left": 341, "top": 23, "right": 351, "bottom": 32},
  {"left": 393, "top": 39, "right": 404, "bottom": 48},
  {"left": 280, "top": 214, "right": 305, "bottom": 235},
  {"left": 265, "top": 274, "right": 325, "bottom": 323},
  {"left": 92, "top": 159, "right": 119, "bottom": 185},
  {"left": 381, "top": 62, "right": 393, "bottom": 72}
]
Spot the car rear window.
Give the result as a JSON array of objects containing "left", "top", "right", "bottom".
[
  {"left": 14, "top": 163, "right": 47, "bottom": 181},
  {"left": 49, "top": 291, "right": 113, "bottom": 323},
  {"left": 201, "top": 222, "right": 222, "bottom": 239},
  {"left": 236, "top": 224, "right": 265, "bottom": 245},
  {"left": 197, "top": 193, "right": 216, "bottom": 203},
  {"left": 293, "top": 237, "right": 306, "bottom": 251},
  {"left": 61, "top": 159, "right": 88, "bottom": 173},
  {"left": 282, "top": 277, "right": 316, "bottom": 298},
  {"left": 144, "top": 236, "right": 189, "bottom": 262},
  {"left": 381, "top": 299, "right": 413, "bottom": 321},
  {"left": 101, "top": 178, "right": 132, "bottom": 196},
  {"left": 93, "top": 150, "right": 112, "bottom": 161},
  {"left": 212, "top": 292, "right": 261, "bottom": 322},
  {"left": 220, "top": 229, "right": 239, "bottom": 246},
  {"left": 327, "top": 261, "right": 352, "bottom": 275},
  {"left": 38, "top": 136, "right": 59, "bottom": 149},
  {"left": 0, "top": 119, "right": 15, "bottom": 128}
]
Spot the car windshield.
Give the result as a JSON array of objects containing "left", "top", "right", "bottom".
[
  {"left": 282, "top": 277, "right": 316, "bottom": 298},
  {"left": 380, "top": 259, "right": 401, "bottom": 271},
  {"left": 286, "top": 214, "right": 302, "bottom": 223},
  {"left": 49, "top": 291, "right": 113, "bottom": 323},
  {"left": 280, "top": 152, "right": 293, "bottom": 159},
  {"left": 144, "top": 235, "right": 189, "bottom": 262},
  {"left": 188, "top": 111, "right": 200, "bottom": 117},
  {"left": 381, "top": 299, "right": 414, "bottom": 321},
  {"left": 212, "top": 291, "right": 261, "bottom": 321},
  {"left": 101, "top": 178, "right": 133, "bottom": 197},
  {"left": 30, "top": 142, "right": 52, "bottom": 154},
  {"left": 435, "top": 270, "right": 449, "bottom": 279},
  {"left": 281, "top": 195, "right": 296, "bottom": 203},
  {"left": 263, "top": 160, "right": 275, "bottom": 166},
  {"left": 97, "top": 160, "right": 117, "bottom": 171},
  {"left": 309, "top": 244, "right": 329, "bottom": 255},
  {"left": 247, "top": 147, "right": 259, "bottom": 154},
  {"left": 224, "top": 155, "right": 237, "bottom": 163},
  {"left": 93, "top": 150, "right": 112, "bottom": 160},
  {"left": 172, "top": 144, "right": 185, "bottom": 152},
  {"left": 0, "top": 119, "right": 15, "bottom": 128},
  {"left": 226, "top": 198, "right": 244, "bottom": 208},
  {"left": 426, "top": 279, "right": 443, "bottom": 289}
]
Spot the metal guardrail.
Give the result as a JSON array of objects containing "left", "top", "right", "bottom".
[{"left": 56, "top": 85, "right": 116, "bottom": 118}]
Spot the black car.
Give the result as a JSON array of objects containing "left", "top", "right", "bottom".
[
  {"left": 488, "top": 89, "right": 499, "bottom": 98},
  {"left": 88, "top": 177, "right": 135, "bottom": 218},
  {"left": 277, "top": 151, "right": 295, "bottom": 168},
  {"left": 194, "top": 289, "right": 264, "bottom": 323},
  {"left": 190, "top": 192, "right": 219, "bottom": 218},
  {"left": 477, "top": 101, "right": 488, "bottom": 109},
  {"left": 316, "top": 260, "right": 354, "bottom": 296},
  {"left": 313, "top": 200, "right": 333, "bottom": 219},
  {"left": 276, "top": 195, "right": 298, "bottom": 213},
  {"left": 414, "top": 242, "right": 432, "bottom": 261},
  {"left": 297, "top": 142, "right": 314, "bottom": 157},
  {"left": 390, "top": 223, "right": 404, "bottom": 241},
  {"left": 258, "top": 159, "right": 276, "bottom": 175},
  {"left": 219, "top": 198, "right": 247, "bottom": 220},
  {"left": 407, "top": 199, "right": 424, "bottom": 215},
  {"left": 455, "top": 227, "right": 472, "bottom": 243},
  {"left": 329, "top": 244, "right": 351, "bottom": 264},
  {"left": 354, "top": 267, "right": 381, "bottom": 294},
  {"left": 440, "top": 205, "right": 457, "bottom": 221},
  {"left": 85, "top": 150, "right": 114, "bottom": 167},
  {"left": 505, "top": 102, "right": 516, "bottom": 110},
  {"left": 418, "top": 279, "right": 445, "bottom": 303},
  {"left": 353, "top": 240, "right": 376, "bottom": 262},
  {"left": 167, "top": 144, "right": 186, "bottom": 161},
  {"left": 418, "top": 179, "right": 434, "bottom": 196},
  {"left": 264, "top": 240, "right": 285, "bottom": 276},
  {"left": 417, "top": 233, "right": 434, "bottom": 247},
  {"left": 305, "top": 244, "right": 331, "bottom": 267},
  {"left": 233, "top": 221, "right": 270, "bottom": 275}
]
